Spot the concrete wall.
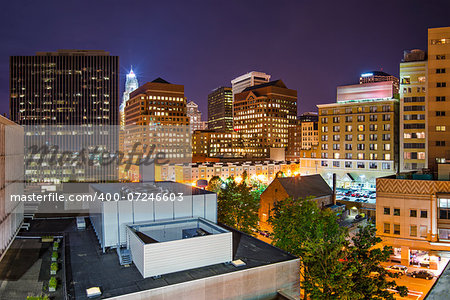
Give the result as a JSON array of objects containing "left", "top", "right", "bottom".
[
  {"left": 89, "top": 188, "right": 218, "bottom": 249},
  {"left": 136, "top": 231, "right": 233, "bottom": 278},
  {"left": 105, "top": 258, "right": 300, "bottom": 300},
  {"left": 128, "top": 228, "right": 145, "bottom": 276},
  {"left": 0, "top": 119, "right": 24, "bottom": 257}
]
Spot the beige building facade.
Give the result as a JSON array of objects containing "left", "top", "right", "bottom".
[
  {"left": 427, "top": 27, "right": 450, "bottom": 174},
  {"left": 376, "top": 175, "right": 450, "bottom": 267}
]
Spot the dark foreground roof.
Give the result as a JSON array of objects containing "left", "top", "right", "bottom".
[
  {"left": 277, "top": 174, "right": 332, "bottom": 199},
  {"left": 20, "top": 217, "right": 296, "bottom": 300},
  {"left": 425, "top": 258, "right": 450, "bottom": 299}
]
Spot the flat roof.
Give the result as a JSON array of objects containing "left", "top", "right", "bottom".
[
  {"left": 89, "top": 181, "right": 215, "bottom": 198},
  {"left": 19, "top": 218, "right": 296, "bottom": 299},
  {"left": 129, "top": 218, "right": 229, "bottom": 243}
]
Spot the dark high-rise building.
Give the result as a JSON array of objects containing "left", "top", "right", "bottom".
[
  {"left": 10, "top": 49, "right": 119, "bottom": 125},
  {"left": 207, "top": 87, "right": 233, "bottom": 131},
  {"left": 9, "top": 50, "right": 119, "bottom": 187}
]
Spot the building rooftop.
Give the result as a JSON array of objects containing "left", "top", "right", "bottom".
[
  {"left": 89, "top": 181, "right": 216, "bottom": 198},
  {"left": 241, "top": 80, "right": 287, "bottom": 92},
  {"left": 276, "top": 175, "right": 333, "bottom": 199},
  {"left": 151, "top": 77, "right": 171, "bottom": 84},
  {"left": 360, "top": 71, "right": 395, "bottom": 77},
  {"left": 165, "top": 160, "right": 298, "bottom": 168},
  {"left": 230, "top": 71, "right": 271, "bottom": 84},
  {"left": 36, "top": 49, "right": 110, "bottom": 56},
  {"left": 129, "top": 218, "right": 228, "bottom": 243},
  {"left": 402, "top": 49, "right": 427, "bottom": 62},
  {"left": 18, "top": 218, "right": 296, "bottom": 299},
  {"left": 425, "top": 258, "right": 450, "bottom": 299}
]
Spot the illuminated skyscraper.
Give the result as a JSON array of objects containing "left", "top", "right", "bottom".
[
  {"left": 208, "top": 87, "right": 233, "bottom": 131},
  {"left": 234, "top": 80, "right": 297, "bottom": 158},
  {"left": 120, "top": 67, "right": 139, "bottom": 126},
  {"left": 399, "top": 49, "right": 427, "bottom": 172}
]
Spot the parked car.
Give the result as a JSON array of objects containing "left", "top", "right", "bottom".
[
  {"left": 409, "top": 270, "right": 434, "bottom": 280},
  {"left": 385, "top": 265, "right": 408, "bottom": 275},
  {"left": 259, "top": 230, "right": 271, "bottom": 237},
  {"left": 354, "top": 213, "right": 365, "bottom": 220},
  {"left": 419, "top": 260, "right": 430, "bottom": 268}
]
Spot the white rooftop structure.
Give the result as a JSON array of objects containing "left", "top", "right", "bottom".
[{"left": 127, "top": 218, "right": 232, "bottom": 277}]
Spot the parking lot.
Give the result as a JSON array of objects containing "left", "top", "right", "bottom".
[
  {"left": 336, "top": 187, "right": 377, "bottom": 204},
  {"left": 381, "top": 262, "right": 435, "bottom": 299},
  {"left": 381, "top": 257, "right": 450, "bottom": 299}
]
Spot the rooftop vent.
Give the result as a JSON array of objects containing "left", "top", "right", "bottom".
[{"left": 231, "top": 259, "right": 246, "bottom": 267}]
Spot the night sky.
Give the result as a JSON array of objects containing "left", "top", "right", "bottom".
[{"left": 1, "top": 0, "right": 450, "bottom": 119}]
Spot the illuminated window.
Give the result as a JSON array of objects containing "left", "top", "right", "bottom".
[
  {"left": 384, "top": 222, "right": 390, "bottom": 234},
  {"left": 410, "top": 225, "right": 417, "bottom": 237},
  {"left": 393, "top": 224, "right": 400, "bottom": 235},
  {"left": 436, "top": 125, "right": 446, "bottom": 132},
  {"left": 419, "top": 225, "right": 427, "bottom": 238},
  {"left": 401, "top": 77, "right": 411, "bottom": 84}
]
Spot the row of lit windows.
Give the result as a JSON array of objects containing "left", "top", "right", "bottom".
[
  {"left": 140, "top": 96, "right": 184, "bottom": 101},
  {"left": 320, "top": 160, "right": 391, "bottom": 169},
  {"left": 383, "top": 223, "right": 427, "bottom": 238},
  {"left": 322, "top": 114, "right": 391, "bottom": 123},
  {"left": 321, "top": 105, "right": 392, "bottom": 115},
  {"left": 321, "top": 134, "right": 391, "bottom": 142}
]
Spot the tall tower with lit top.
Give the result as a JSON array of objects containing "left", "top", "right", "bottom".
[{"left": 120, "top": 67, "right": 139, "bottom": 126}]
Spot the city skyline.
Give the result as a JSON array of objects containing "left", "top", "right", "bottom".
[
  {"left": 0, "top": 0, "right": 450, "bottom": 295},
  {"left": 1, "top": 0, "right": 450, "bottom": 119}
]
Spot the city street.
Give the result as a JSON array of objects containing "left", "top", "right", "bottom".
[{"left": 381, "top": 260, "right": 450, "bottom": 299}]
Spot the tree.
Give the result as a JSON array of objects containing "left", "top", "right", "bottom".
[
  {"left": 206, "top": 176, "right": 222, "bottom": 194},
  {"left": 217, "top": 176, "right": 260, "bottom": 235},
  {"left": 344, "top": 225, "right": 408, "bottom": 299},
  {"left": 275, "top": 170, "right": 285, "bottom": 178},
  {"left": 269, "top": 198, "right": 408, "bottom": 299},
  {"left": 249, "top": 177, "right": 268, "bottom": 200},
  {"left": 270, "top": 197, "right": 352, "bottom": 299}
]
